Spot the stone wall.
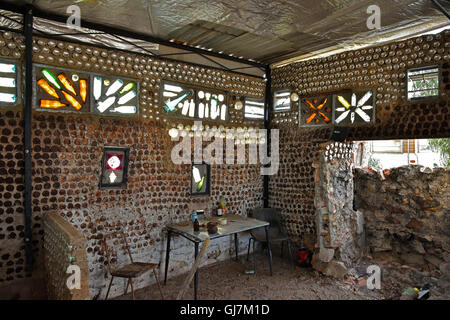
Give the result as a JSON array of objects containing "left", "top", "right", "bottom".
[
  {"left": 311, "top": 142, "right": 364, "bottom": 278},
  {"left": 354, "top": 166, "right": 450, "bottom": 276},
  {"left": 43, "top": 211, "right": 89, "bottom": 300}
]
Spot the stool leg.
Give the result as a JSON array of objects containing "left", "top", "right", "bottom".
[
  {"left": 247, "top": 238, "right": 252, "bottom": 261},
  {"left": 234, "top": 233, "right": 239, "bottom": 261},
  {"left": 105, "top": 276, "right": 114, "bottom": 300},
  {"left": 125, "top": 278, "right": 130, "bottom": 295},
  {"left": 129, "top": 278, "right": 135, "bottom": 300},
  {"left": 253, "top": 237, "right": 256, "bottom": 272},
  {"left": 153, "top": 268, "right": 165, "bottom": 300}
]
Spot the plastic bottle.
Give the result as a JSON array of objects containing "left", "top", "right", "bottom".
[{"left": 191, "top": 211, "right": 198, "bottom": 224}]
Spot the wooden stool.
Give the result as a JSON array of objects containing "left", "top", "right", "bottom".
[{"left": 104, "top": 231, "right": 165, "bottom": 300}]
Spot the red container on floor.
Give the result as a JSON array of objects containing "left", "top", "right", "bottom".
[{"left": 297, "top": 248, "right": 312, "bottom": 267}]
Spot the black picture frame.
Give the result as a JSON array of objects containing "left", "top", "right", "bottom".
[
  {"left": 190, "top": 163, "right": 210, "bottom": 196},
  {"left": 99, "top": 146, "right": 130, "bottom": 188}
]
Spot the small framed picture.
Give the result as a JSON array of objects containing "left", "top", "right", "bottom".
[
  {"left": 191, "top": 163, "right": 210, "bottom": 196},
  {"left": 100, "top": 147, "right": 130, "bottom": 188}
]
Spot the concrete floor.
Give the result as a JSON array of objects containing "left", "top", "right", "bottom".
[{"left": 113, "top": 249, "right": 382, "bottom": 300}]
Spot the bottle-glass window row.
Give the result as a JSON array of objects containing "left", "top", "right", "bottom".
[
  {"left": 33, "top": 64, "right": 139, "bottom": 115},
  {"left": 244, "top": 97, "right": 265, "bottom": 120},
  {"left": 0, "top": 58, "right": 20, "bottom": 107},
  {"left": 162, "top": 81, "right": 228, "bottom": 121},
  {"left": 273, "top": 90, "right": 291, "bottom": 112}
]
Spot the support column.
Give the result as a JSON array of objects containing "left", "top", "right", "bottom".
[
  {"left": 263, "top": 66, "right": 271, "bottom": 208},
  {"left": 23, "top": 6, "right": 34, "bottom": 274}
]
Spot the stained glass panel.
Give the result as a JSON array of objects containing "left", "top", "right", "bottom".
[
  {"left": 299, "top": 95, "right": 332, "bottom": 127},
  {"left": 91, "top": 74, "right": 139, "bottom": 115},
  {"left": 161, "top": 81, "right": 228, "bottom": 121},
  {"left": 244, "top": 97, "right": 265, "bottom": 120},
  {"left": 100, "top": 147, "right": 129, "bottom": 188},
  {"left": 191, "top": 163, "right": 210, "bottom": 196},
  {"left": 0, "top": 58, "right": 20, "bottom": 107},
  {"left": 273, "top": 90, "right": 291, "bottom": 112},
  {"left": 333, "top": 90, "right": 375, "bottom": 125},
  {"left": 34, "top": 64, "right": 90, "bottom": 113}
]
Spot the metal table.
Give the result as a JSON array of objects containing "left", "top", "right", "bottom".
[{"left": 164, "top": 214, "right": 272, "bottom": 300}]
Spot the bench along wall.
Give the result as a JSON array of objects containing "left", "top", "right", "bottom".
[
  {"left": 0, "top": 29, "right": 266, "bottom": 299},
  {"left": 43, "top": 211, "right": 89, "bottom": 300},
  {"left": 269, "top": 30, "right": 449, "bottom": 248}
]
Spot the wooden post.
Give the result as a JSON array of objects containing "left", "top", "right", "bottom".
[{"left": 176, "top": 238, "right": 210, "bottom": 300}]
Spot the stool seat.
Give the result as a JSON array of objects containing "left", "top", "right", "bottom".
[{"left": 111, "top": 262, "right": 159, "bottom": 278}]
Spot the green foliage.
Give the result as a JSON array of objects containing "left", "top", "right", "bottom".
[
  {"left": 409, "top": 68, "right": 439, "bottom": 98},
  {"left": 368, "top": 155, "right": 382, "bottom": 170},
  {"left": 428, "top": 138, "right": 450, "bottom": 167},
  {"left": 410, "top": 78, "right": 438, "bottom": 97}
]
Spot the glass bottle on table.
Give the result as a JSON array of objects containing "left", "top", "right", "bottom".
[{"left": 193, "top": 218, "right": 200, "bottom": 232}]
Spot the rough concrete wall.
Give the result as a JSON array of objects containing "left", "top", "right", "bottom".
[
  {"left": 43, "top": 211, "right": 89, "bottom": 300},
  {"left": 0, "top": 30, "right": 264, "bottom": 299},
  {"left": 354, "top": 166, "right": 450, "bottom": 276},
  {"left": 268, "top": 127, "right": 320, "bottom": 245}
]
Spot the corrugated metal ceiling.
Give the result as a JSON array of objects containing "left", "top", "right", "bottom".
[{"left": 1, "top": 0, "right": 449, "bottom": 68}]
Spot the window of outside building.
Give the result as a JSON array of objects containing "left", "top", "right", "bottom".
[
  {"left": 371, "top": 140, "right": 403, "bottom": 153},
  {"left": 417, "top": 139, "right": 432, "bottom": 153}
]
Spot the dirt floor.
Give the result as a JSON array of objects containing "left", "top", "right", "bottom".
[{"left": 113, "top": 249, "right": 384, "bottom": 300}]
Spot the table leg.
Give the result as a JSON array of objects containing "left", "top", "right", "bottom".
[
  {"left": 194, "top": 242, "right": 199, "bottom": 300},
  {"left": 164, "top": 230, "right": 171, "bottom": 285},
  {"left": 234, "top": 233, "right": 238, "bottom": 261},
  {"left": 265, "top": 226, "right": 273, "bottom": 276},
  {"left": 253, "top": 236, "right": 256, "bottom": 272}
]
